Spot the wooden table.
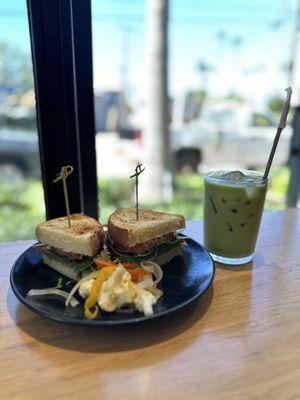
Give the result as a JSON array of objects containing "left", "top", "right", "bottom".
[{"left": 1, "top": 209, "right": 300, "bottom": 400}]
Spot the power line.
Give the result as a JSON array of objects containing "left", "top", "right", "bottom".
[
  {"left": 92, "top": 13, "right": 288, "bottom": 26},
  {"left": 0, "top": 8, "right": 293, "bottom": 29},
  {"left": 0, "top": 9, "right": 292, "bottom": 20},
  {"left": 172, "top": 0, "right": 293, "bottom": 8}
]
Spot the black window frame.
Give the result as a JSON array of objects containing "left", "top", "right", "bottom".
[{"left": 26, "top": 0, "right": 98, "bottom": 220}]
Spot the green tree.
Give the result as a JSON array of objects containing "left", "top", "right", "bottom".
[
  {"left": 267, "top": 95, "right": 285, "bottom": 116},
  {"left": 225, "top": 91, "right": 245, "bottom": 102},
  {"left": 0, "top": 42, "right": 33, "bottom": 97}
]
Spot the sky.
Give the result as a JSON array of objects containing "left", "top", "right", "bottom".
[{"left": 0, "top": 0, "right": 298, "bottom": 107}]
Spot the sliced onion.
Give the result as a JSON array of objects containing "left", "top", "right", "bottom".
[
  {"left": 27, "top": 288, "right": 79, "bottom": 307},
  {"left": 136, "top": 277, "right": 154, "bottom": 290},
  {"left": 140, "top": 261, "right": 163, "bottom": 285},
  {"left": 148, "top": 286, "right": 163, "bottom": 300},
  {"left": 65, "top": 270, "right": 100, "bottom": 306}
]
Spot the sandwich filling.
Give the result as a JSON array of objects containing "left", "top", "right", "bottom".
[
  {"left": 108, "top": 233, "right": 187, "bottom": 263},
  {"left": 113, "top": 233, "right": 174, "bottom": 254},
  {"left": 49, "top": 246, "right": 84, "bottom": 260},
  {"left": 39, "top": 245, "right": 96, "bottom": 277}
]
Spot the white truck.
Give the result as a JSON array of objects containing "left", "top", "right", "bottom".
[{"left": 172, "top": 101, "right": 292, "bottom": 172}]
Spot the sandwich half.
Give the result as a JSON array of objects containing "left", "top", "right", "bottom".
[
  {"left": 36, "top": 214, "right": 104, "bottom": 280},
  {"left": 108, "top": 208, "right": 186, "bottom": 265}
]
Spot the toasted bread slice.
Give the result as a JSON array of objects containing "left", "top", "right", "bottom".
[
  {"left": 36, "top": 214, "right": 104, "bottom": 257},
  {"left": 108, "top": 208, "right": 185, "bottom": 247},
  {"left": 152, "top": 244, "right": 182, "bottom": 266},
  {"left": 41, "top": 253, "right": 80, "bottom": 281}
]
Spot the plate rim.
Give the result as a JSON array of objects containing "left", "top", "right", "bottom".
[{"left": 10, "top": 237, "right": 215, "bottom": 326}]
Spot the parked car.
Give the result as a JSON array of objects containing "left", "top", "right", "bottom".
[
  {"left": 171, "top": 102, "right": 292, "bottom": 172},
  {"left": 118, "top": 124, "right": 142, "bottom": 140},
  {"left": 0, "top": 129, "right": 40, "bottom": 179}
]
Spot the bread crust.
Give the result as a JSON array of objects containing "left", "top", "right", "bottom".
[
  {"left": 108, "top": 208, "right": 185, "bottom": 247},
  {"left": 36, "top": 214, "right": 104, "bottom": 257},
  {"left": 150, "top": 244, "right": 182, "bottom": 266},
  {"left": 41, "top": 253, "right": 80, "bottom": 281}
]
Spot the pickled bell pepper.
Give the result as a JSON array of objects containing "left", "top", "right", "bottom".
[
  {"left": 129, "top": 268, "right": 151, "bottom": 283},
  {"left": 93, "top": 259, "right": 116, "bottom": 268},
  {"left": 84, "top": 266, "right": 115, "bottom": 319},
  {"left": 84, "top": 305, "right": 99, "bottom": 320}
]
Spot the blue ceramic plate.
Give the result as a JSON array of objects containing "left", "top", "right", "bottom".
[{"left": 10, "top": 238, "right": 215, "bottom": 326}]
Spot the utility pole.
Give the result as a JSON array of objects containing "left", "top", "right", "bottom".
[
  {"left": 287, "top": 0, "right": 300, "bottom": 207},
  {"left": 140, "top": 0, "right": 172, "bottom": 204},
  {"left": 119, "top": 26, "right": 132, "bottom": 127}
]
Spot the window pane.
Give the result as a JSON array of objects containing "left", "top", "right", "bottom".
[
  {"left": 0, "top": 2, "right": 44, "bottom": 241},
  {"left": 92, "top": 0, "right": 295, "bottom": 222}
]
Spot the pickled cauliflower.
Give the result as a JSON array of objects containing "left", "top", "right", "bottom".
[
  {"left": 79, "top": 279, "right": 95, "bottom": 299},
  {"left": 78, "top": 264, "right": 159, "bottom": 316}
]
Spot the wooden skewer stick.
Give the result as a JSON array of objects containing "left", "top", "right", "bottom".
[
  {"left": 263, "top": 87, "right": 292, "bottom": 181},
  {"left": 53, "top": 166, "right": 74, "bottom": 227},
  {"left": 130, "top": 164, "right": 145, "bottom": 220}
]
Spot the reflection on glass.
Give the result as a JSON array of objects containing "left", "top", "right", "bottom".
[
  {"left": 92, "top": 0, "right": 293, "bottom": 224},
  {"left": 0, "top": 2, "right": 44, "bottom": 242}
]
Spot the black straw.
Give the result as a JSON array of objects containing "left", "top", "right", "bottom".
[{"left": 263, "top": 87, "right": 292, "bottom": 180}]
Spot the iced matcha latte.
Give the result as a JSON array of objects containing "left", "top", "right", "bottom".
[{"left": 204, "top": 170, "right": 268, "bottom": 265}]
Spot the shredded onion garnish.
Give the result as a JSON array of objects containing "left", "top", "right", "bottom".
[
  {"left": 27, "top": 288, "right": 79, "bottom": 307},
  {"left": 136, "top": 277, "right": 154, "bottom": 290},
  {"left": 148, "top": 286, "right": 163, "bottom": 300},
  {"left": 140, "top": 261, "right": 163, "bottom": 285},
  {"left": 65, "top": 270, "right": 100, "bottom": 306}
]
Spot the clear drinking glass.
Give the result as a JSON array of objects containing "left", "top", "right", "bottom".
[{"left": 203, "top": 170, "right": 268, "bottom": 265}]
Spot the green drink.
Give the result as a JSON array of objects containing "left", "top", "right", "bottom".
[{"left": 204, "top": 170, "right": 268, "bottom": 265}]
